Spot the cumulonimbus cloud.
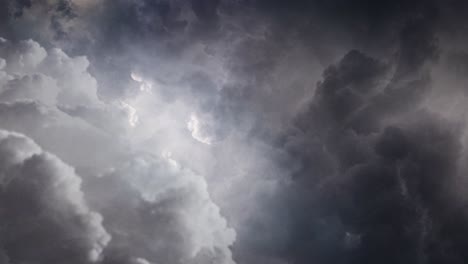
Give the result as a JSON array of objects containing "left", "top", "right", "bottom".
[{"left": 2, "top": 1, "right": 468, "bottom": 264}]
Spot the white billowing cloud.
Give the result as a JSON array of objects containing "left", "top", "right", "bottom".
[
  {"left": 132, "top": 258, "right": 153, "bottom": 264},
  {"left": 0, "top": 73, "right": 59, "bottom": 104},
  {"left": 125, "top": 154, "right": 235, "bottom": 256},
  {"left": 0, "top": 37, "right": 237, "bottom": 264},
  {"left": 88, "top": 153, "right": 236, "bottom": 264},
  {"left": 0, "top": 130, "right": 110, "bottom": 264},
  {"left": 0, "top": 38, "right": 125, "bottom": 170},
  {"left": 0, "top": 38, "right": 100, "bottom": 107},
  {"left": 0, "top": 38, "right": 47, "bottom": 70},
  {"left": 131, "top": 72, "right": 153, "bottom": 92},
  {"left": 187, "top": 112, "right": 215, "bottom": 145},
  {"left": 120, "top": 101, "right": 140, "bottom": 127},
  {"left": 41, "top": 47, "right": 100, "bottom": 106},
  {"left": 0, "top": 99, "right": 122, "bottom": 171}
]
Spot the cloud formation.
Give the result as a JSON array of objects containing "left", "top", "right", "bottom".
[
  {"left": 0, "top": 36, "right": 237, "bottom": 264},
  {"left": 0, "top": 130, "right": 110, "bottom": 264},
  {"left": 2, "top": 1, "right": 468, "bottom": 264}
]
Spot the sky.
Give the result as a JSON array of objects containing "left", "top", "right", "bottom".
[{"left": 2, "top": 1, "right": 468, "bottom": 264}]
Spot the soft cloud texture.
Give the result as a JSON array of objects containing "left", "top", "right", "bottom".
[
  {"left": 3, "top": 1, "right": 468, "bottom": 264},
  {"left": 0, "top": 130, "right": 110, "bottom": 264},
  {"left": 0, "top": 36, "right": 237, "bottom": 264}
]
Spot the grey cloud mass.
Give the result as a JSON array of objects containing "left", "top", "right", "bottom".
[
  {"left": 0, "top": 130, "right": 110, "bottom": 264},
  {"left": 2, "top": 1, "right": 468, "bottom": 264}
]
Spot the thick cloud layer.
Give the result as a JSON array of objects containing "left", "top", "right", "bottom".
[
  {"left": 87, "top": 154, "right": 236, "bottom": 264},
  {"left": 2, "top": 1, "right": 468, "bottom": 264},
  {"left": 0, "top": 37, "right": 236, "bottom": 264},
  {"left": 0, "top": 130, "right": 110, "bottom": 264}
]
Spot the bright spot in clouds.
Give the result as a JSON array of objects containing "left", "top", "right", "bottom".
[
  {"left": 187, "top": 113, "right": 214, "bottom": 145},
  {"left": 131, "top": 72, "right": 153, "bottom": 92},
  {"left": 130, "top": 72, "right": 216, "bottom": 145},
  {"left": 120, "top": 101, "right": 139, "bottom": 127}
]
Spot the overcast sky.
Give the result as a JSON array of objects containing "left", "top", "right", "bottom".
[{"left": 2, "top": 1, "right": 468, "bottom": 264}]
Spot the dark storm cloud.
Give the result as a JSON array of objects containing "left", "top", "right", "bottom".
[
  {"left": 256, "top": 4, "right": 468, "bottom": 263},
  {"left": 340, "top": 119, "right": 464, "bottom": 264},
  {"left": 69, "top": 1, "right": 468, "bottom": 264},
  {"left": 192, "top": 0, "right": 220, "bottom": 21},
  {"left": 0, "top": 0, "right": 75, "bottom": 42},
  {"left": 2, "top": 0, "right": 32, "bottom": 18}
]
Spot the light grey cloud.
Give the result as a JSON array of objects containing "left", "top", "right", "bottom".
[
  {"left": 0, "top": 130, "right": 110, "bottom": 264},
  {"left": 86, "top": 154, "right": 236, "bottom": 264},
  {"left": 0, "top": 38, "right": 120, "bottom": 170},
  {"left": 0, "top": 36, "right": 237, "bottom": 264}
]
